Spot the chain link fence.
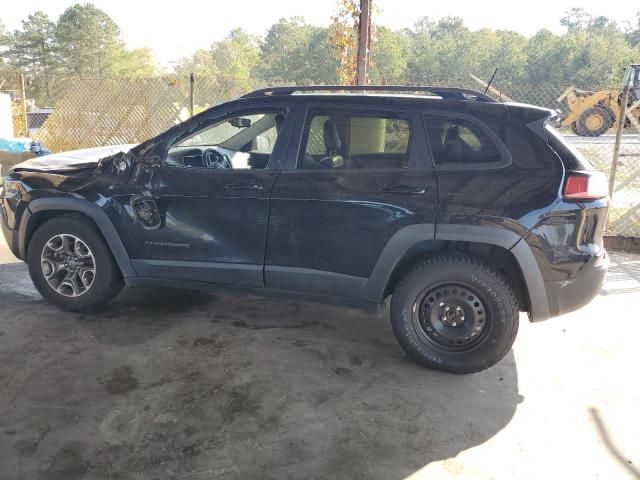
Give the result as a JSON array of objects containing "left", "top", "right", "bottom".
[
  {"left": 0, "top": 76, "right": 248, "bottom": 152},
  {"left": 0, "top": 72, "right": 638, "bottom": 238},
  {"left": 489, "top": 79, "right": 640, "bottom": 238}
]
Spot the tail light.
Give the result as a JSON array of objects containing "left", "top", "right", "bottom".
[{"left": 563, "top": 172, "right": 608, "bottom": 201}]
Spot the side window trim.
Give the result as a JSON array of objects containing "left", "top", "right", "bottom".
[
  {"left": 283, "top": 105, "right": 307, "bottom": 170},
  {"left": 409, "top": 111, "right": 431, "bottom": 171},
  {"left": 285, "top": 104, "right": 422, "bottom": 171},
  {"left": 163, "top": 106, "right": 294, "bottom": 171},
  {"left": 421, "top": 109, "right": 512, "bottom": 171}
]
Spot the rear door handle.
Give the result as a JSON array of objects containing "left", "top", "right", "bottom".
[
  {"left": 225, "top": 182, "right": 264, "bottom": 191},
  {"left": 381, "top": 185, "right": 427, "bottom": 195}
]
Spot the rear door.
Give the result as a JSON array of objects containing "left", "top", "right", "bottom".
[{"left": 265, "top": 102, "right": 438, "bottom": 299}]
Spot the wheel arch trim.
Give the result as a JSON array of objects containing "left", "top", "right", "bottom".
[
  {"left": 19, "top": 197, "right": 136, "bottom": 278},
  {"left": 365, "top": 224, "right": 549, "bottom": 321}
]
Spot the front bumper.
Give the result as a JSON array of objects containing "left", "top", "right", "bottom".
[
  {"left": 1, "top": 179, "right": 25, "bottom": 260},
  {"left": 1, "top": 210, "right": 21, "bottom": 259},
  {"left": 544, "top": 250, "right": 609, "bottom": 318}
]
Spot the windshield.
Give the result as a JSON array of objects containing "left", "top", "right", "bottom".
[{"left": 178, "top": 113, "right": 269, "bottom": 148}]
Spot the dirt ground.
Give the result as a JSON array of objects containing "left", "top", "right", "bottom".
[{"left": 0, "top": 235, "right": 638, "bottom": 480}]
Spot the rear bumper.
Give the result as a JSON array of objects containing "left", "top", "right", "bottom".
[{"left": 543, "top": 250, "right": 608, "bottom": 319}]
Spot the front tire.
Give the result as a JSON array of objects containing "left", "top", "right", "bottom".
[
  {"left": 27, "top": 216, "right": 123, "bottom": 311},
  {"left": 390, "top": 255, "right": 519, "bottom": 373}
]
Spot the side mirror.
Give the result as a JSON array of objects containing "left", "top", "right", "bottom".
[{"left": 230, "top": 117, "right": 251, "bottom": 128}]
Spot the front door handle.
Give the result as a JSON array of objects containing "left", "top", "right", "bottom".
[
  {"left": 381, "top": 184, "right": 427, "bottom": 195},
  {"left": 225, "top": 182, "right": 264, "bottom": 191}
]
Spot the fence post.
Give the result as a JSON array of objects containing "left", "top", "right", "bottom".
[
  {"left": 18, "top": 72, "right": 28, "bottom": 137},
  {"left": 189, "top": 73, "right": 195, "bottom": 117},
  {"left": 608, "top": 84, "right": 630, "bottom": 197}
]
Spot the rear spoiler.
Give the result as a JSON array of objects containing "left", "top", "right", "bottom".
[{"left": 504, "top": 103, "right": 556, "bottom": 122}]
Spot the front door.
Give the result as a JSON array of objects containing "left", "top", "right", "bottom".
[
  {"left": 265, "top": 105, "right": 438, "bottom": 299},
  {"left": 124, "top": 106, "right": 295, "bottom": 286}
]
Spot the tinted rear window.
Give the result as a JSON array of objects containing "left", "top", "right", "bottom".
[
  {"left": 423, "top": 114, "right": 508, "bottom": 167},
  {"left": 299, "top": 108, "right": 411, "bottom": 169}
]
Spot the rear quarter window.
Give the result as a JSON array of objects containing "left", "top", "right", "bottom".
[
  {"left": 423, "top": 114, "right": 510, "bottom": 169},
  {"left": 545, "top": 123, "right": 594, "bottom": 171}
]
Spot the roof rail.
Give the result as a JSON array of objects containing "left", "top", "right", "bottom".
[{"left": 242, "top": 85, "right": 497, "bottom": 102}]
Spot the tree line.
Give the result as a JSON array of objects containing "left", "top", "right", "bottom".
[
  {"left": 0, "top": 5, "right": 154, "bottom": 97},
  {"left": 174, "top": 9, "right": 640, "bottom": 89},
  {"left": 1, "top": 3, "right": 639, "bottom": 106}
]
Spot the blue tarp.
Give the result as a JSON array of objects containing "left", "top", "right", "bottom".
[
  {"left": 0, "top": 138, "right": 50, "bottom": 156},
  {"left": 0, "top": 138, "right": 30, "bottom": 153}
]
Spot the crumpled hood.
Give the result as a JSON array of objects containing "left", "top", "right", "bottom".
[{"left": 11, "top": 144, "right": 136, "bottom": 173}]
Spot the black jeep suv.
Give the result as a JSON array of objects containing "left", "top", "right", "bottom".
[{"left": 1, "top": 85, "right": 609, "bottom": 373}]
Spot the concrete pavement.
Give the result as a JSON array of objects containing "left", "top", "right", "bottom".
[{"left": 0, "top": 241, "right": 638, "bottom": 479}]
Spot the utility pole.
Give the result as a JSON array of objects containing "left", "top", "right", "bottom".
[
  {"left": 609, "top": 82, "right": 630, "bottom": 197},
  {"left": 18, "top": 72, "right": 28, "bottom": 137},
  {"left": 189, "top": 73, "right": 195, "bottom": 117},
  {"left": 356, "top": 0, "right": 371, "bottom": 86}
]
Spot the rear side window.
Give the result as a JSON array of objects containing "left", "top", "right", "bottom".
[
  {"left": 423, "top": 114, "right": 506, "bottom": 167},
  {"left": 298, "top": 108, "right": 411, "bottom": 169}
]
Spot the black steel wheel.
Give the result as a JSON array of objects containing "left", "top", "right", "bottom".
[
  {"left": 415, "top": 283, "right": 489, "bottom": 351},
  {"left": 390, "top": 254, "right": 519, "bottom": 373}
]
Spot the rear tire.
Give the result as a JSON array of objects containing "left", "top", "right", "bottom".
[
  {"left": 575, "top": 106, "right": 614, "bottom": 137},
  {"left": 27, "top": 216, "right": 123, "bottom": 311},
  {"left": 390, "top": 255, "right": 519, "bottom": 374}
]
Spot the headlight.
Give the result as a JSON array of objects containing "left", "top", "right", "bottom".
[
  {"left": 2, "top": 179, "right": 20, "bottom": 195},
  {"left": 1, "top": 179, "right": 23, "bottom": 203},
  {"left": 3, "top": 179, "right": 21, "bottom": 194}
]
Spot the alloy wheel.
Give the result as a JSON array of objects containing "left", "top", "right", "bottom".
[{"left": 40, "top": 234, "right": 96, "bottom": 297}]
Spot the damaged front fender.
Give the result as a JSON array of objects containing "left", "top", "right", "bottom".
[{"left": 10, "top": 144, "right": 137, "bottom": 174}]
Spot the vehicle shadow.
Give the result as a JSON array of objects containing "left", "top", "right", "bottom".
[{"left": 0, "top": 262, "right": 521, "bottom": 480}]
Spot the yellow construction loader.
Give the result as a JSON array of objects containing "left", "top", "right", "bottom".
[{"left": 557, "top": 64, "right": 640, "bottom": 137}]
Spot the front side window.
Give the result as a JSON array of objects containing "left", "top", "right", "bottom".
[
  {"left": 298, "top": 109, "right": 411, "bottom": 169},
  {"left": 166, "top": 111, "right": 286, "bottom": 170},
  {"left": 423, "top": 114, "right": 503, "bottom": 166}
]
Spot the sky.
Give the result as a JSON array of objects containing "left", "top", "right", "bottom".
[{"left": 3, "top": 0, "right": 639, "bottom": 67}]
